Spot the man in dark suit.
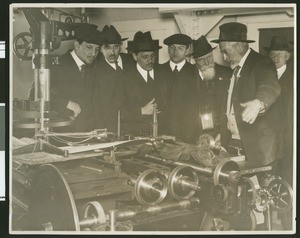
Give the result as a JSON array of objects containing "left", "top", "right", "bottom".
[
  {"left": 51, "top": 27, "right": 102, "bottom": 132},
  {"left": 160, "top": 34, "right": 198, "bottom": 144},
  {"left": 94, "top": 25, "right": 134, "bottom": 133},
  {"left": 265, "top": 36, "right": 294, "bottom": 187},
  {"left": 122, "top": 31, "right": 163, "bottom": 136},
  {"left": 211, "top": 22, "right": 281, "bottom": 166},
  {"left": 192, "top": 35, "right": 232, "bottom": 140}
]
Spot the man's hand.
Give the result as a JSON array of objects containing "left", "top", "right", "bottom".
[
  {"left": 141, "top": 98, "right": 157, "bottom": 115},
  {"left": 67, "top": 101, "right": 81, "bottom": 118},
  {"left": 240, "top": 99, "right": 262, "bottom": 124}
]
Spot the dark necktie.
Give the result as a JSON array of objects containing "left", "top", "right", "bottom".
[
  {"left": 173, "top": 65, "right": 179, "bottom": 74},
  {"left": 115, "top": 61, "right": 122, "bottom": 71},
  {"left": 147, "top": 70, "right": 153, "bottom": 82},
  {"left": 81, "top": 64, "right": 87, "bottom": 81},
  {"left": 233, "top": 65, "right": 241, "bottom": 86}
]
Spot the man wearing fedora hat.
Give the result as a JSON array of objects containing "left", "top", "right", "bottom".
[
  {"left": 192, "top": 35, "right": 232, "bottom": 140},
  {"left": 211, "top": 22, "right": 281, "bottom": 167},
  {"left": 51, "top": 26, "right": 103, "bottom": 132},
  {"left": 160, "top": 33, "right": 199, "bottom": 144},
  {"left": 121, "top": 31, "right": 165, "bottom": 136},
  {"left": 93, "top": 25, "right": 134, "bottom": 133},
  {"left": 265, "top": 36, "right": 294, "bottom": 187}
]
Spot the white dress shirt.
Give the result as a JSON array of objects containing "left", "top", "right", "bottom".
[
  {"left": 226, "top": 48, "right": 251, "bottom": 140},
  {"left": 70, "top": 50, "right": 85, "bottom": 71},
  {"left": 169, "top": 59, "right": 186, "bottom": 72},
  {"left": 136, "top": 63, "right": 154, "bottom": 82},
  {"left": 105, "top": 55, "right": 123, "bottom": 70}
]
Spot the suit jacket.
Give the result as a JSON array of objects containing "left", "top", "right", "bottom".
[
  {"left": 220, "top": 49, "right": 281, "bottom": 165},
  {"left": 196, "top": 63, "right": 232, "bottom": 137},
  {"left": 277, "top": 64, "right": 294, "bottom": 160},
  {"left": 121, "top": 64, "right": 165, "bottom": 136},
  {"left": 159, "top": 61, "right": 198, "bottom": 144},
  {"left": 93, "top": 53, "right": 135, "bottom": 133},
  {"left": 51, "top": 51, "right": 96, "bottom": 132}
]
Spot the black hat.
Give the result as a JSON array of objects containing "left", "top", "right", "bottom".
[
  {"left": 263, "top": 36, "right": 291, "bottom": 52},
  {"left": 163, "top": 33, "right": 192, "bottom": 46},
  {"left": 102, "top": 25, "right": 128, "bottom": 44},
  {"left": 127, "top": 31, "right": 162, "bottom": 52},
  {"left": 192, "top": 35, "right": 217, "bottom": 58},
  {"left": 211, "top": 22, "right": 255, "bottom": 43},
  {"left": 75, "top": 27, "right": 103, "bottom": 45}
]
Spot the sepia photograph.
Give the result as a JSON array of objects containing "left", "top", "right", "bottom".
[{"left": 9, "top": 3, "right": 296, "bottom": 235}]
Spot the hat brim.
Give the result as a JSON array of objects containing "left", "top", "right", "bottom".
[
  {"left": 211, "top": 39, "right": 255, "bottom": 43},
  {"left": 192, "top": 46, "right": 217, "bottom": 58},
  {"left": 103, "top": 37, "right": 129, "bottom": 44},
  {"left": 127, "top": 46, "right": 162, "bottom": 52},
  {"left": 263, "top": 46, "right": 291, "bottom": 52}
]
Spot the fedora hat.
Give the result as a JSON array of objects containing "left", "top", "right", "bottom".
[
  {"left": 264, "top": 36, "right": 291, "bottom": 52},
  {"left": 192, "top": 35, "right": 217, "bottom": 58},
  {"left": 127, "top": 31, "right": 162, "bottom": 52},
  {"left": 211, "top": 22, "right": 255, "bottom": 43},
  {"left": 75, "top": 26, "right": 103, "bottom": 45},
  {"left": 102, "top": 25, "right": 128, "bottom": 44}
]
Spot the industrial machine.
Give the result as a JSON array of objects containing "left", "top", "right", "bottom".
[{"left": 11, "top": 8, "right": 293, "bottom": 233}]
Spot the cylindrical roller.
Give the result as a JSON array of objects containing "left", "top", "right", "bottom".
[{"left": 27, "top": 164, "right": 80, "bottom": 231}]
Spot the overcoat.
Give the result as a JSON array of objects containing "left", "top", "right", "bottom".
[
  {"left": 196, "top": 63, "right": 232, "bottom": 137},
  {"left": 159, "top": 61, "right": 198, "bottom": 144},
  {"left": 93, "top": 53, "right": 135, "bottom": 133},
  {"left": 220, "top": 49, "right": 281, "bottom": 165},
  {"left": 121, "top": 63, "right": 166, "bottom": 136},
  {"left": 51, "top": 51, "right": 96, "bottom": 132}
]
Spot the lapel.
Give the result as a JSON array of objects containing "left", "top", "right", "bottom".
[
  {"left": 236, "top": 49, "right": 255, "bottom": 85},
  {"left": 232, "top": 49, "right": 255, "bottom": 96}
]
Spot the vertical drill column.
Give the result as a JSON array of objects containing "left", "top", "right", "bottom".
[{"left": 32, "top": 21, "right": 51, "bottom": 132}]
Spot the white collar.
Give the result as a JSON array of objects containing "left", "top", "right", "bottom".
[
  {"left": 70, "top": 50, "right": 85, "bottom": 70},
  {"left": 277, "top": 64, "right": 287, "bottom": 79},
  {"left": 137, "top": 63, "right": 154, "bottom": 82},
  {"left": 169, "top": 59, "right": 186, "bottom": 72},
  {"left": 105, "top": 55, "right": 123, "bottom": 70},
  {"left": 236, "top": 48, "right": 251, "bottom": 76},
  {"left": 198, "top": 69, "right": 204, "bottom": 80}
]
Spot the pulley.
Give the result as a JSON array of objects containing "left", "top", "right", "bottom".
[
  {"left": 213, "top": 159, "right": 241, "bottom": 185},
  {"left": 168, "top": 166, "right": 200, "bottom": 200},
  {"left": 81, "top": 201, "right": 107, "bottom": 231},
  {"left": 27, "top": 164, "right": 80, "bottom": 231},
  {"left": 134, "top": 169, "right": 168, "bottom": 206}
]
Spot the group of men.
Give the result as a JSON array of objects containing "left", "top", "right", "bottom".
[{"left": 48, "top": 22, "right": 293, "bottom": 183}]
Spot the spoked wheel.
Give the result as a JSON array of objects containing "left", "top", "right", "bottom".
[
  {"left": 267, "top": 178, "right": 293, "bottom": 212},
  {"left": 13, "top": 32, "right": 33, "bottom": 60}
]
